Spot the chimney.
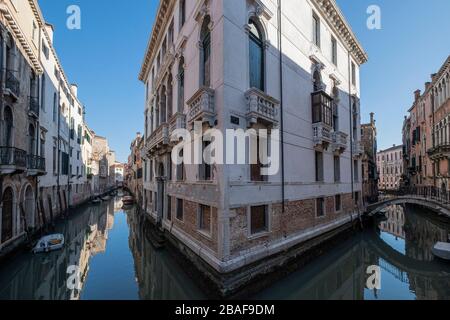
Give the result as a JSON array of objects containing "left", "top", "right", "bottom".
[
  {"left": 425, "top": 82, "right": 431, "bottom": 91},
  {"left": 431, "top": 73, "right": 437, "bottom": 81},
  {"left": 45, "top": 23, "right": 54, "bottom": 44},
  {"left": 70, "top": 84, "right": 78, "bottom": 98},
  {"left": 370, "top": 112, "right": 375, "bottom": 125},
  {"left": 414, "top": 89, "right": 421, "bottom": 101}
]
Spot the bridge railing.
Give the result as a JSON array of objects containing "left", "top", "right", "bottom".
[{"left": 389, "top": 186, "right": 450, "bottom": 205}]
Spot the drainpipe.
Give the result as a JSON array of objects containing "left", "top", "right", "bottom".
[
  {"left": 277, "top": 0, "right": 285, "bottom": 212},
  {"left": 348, "top": 52, "right": 354, "bottom": 199},
  {"left": 67, "top": 98, "right": 71, "bottom": 213},
  {"left": 0, "top": 28, "right": 5, "bottom": 208}
]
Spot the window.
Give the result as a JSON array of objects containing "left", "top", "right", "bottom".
[
  {"left": 354, "top": 160, "right": 359, "bottom": 182},
  {"left": 179, "top": 0, "right": 186, "bottom": 31},
  {"left": 250, "top": 205, "right": 268, "bottom": 235},
  {"left": 200, "top": 141, "right": 211, "bottom": 181},
  {"left": 331, "top": 36, "right": 337, "bottom": 65},
  {"left": 335, "top": 195, "right": 341, "bottom": 212},
  {"left": 167, "top": 196, "right": 172, "bottom": 221},
  {"left": 249, "top": 19, "right": 264, "bottom": 91},
  {"left": 351, "top": 62, "right": 356, "bottom": 86},
  {"left": 177, "top": 149, "right": 185, "bottom": 181},
  {"left": 334, "top": 156, "right": 340, "bottom": 182},
  {"left": 198, "top": 204, "right": 211, "bottom": 233},
  {"left": 61, "top": 152, "right": 69, "bottom": 175},
  {"left": 41, "top": 75, "right": 46, "bottom": 111},
  {"left": 176, "top": 198, "right": 184, "bottom": 220},
  {"left": 42, "top": 40, "right": 49, "bottom": 59},
  {"left": 200, "top": 16, "right": 211, "bottom": 87},
  {"left": 313, "top": 13, "right": 321, "bottom": 48},
  {"left": 316, "top": 198, "right": 325, "bottom": 217},
  {"left": 315, "top": 151, "right": 324, "bottom": 182},
  {"left": 178, "top": 57, "right": 185, "bottom": 112},
  {"left": 251, "top": 134, "right": 267, "bottom": 182},
  {"left": 354, "top": 192, "right": 360, "bottom": 205}
]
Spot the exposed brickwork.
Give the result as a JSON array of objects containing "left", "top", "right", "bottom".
[
  {"left": 229, "top": 193, "right": 359, "bottom": 256},
  {"left": 171, "top": 199, "right": 219, "bottom": 255}
]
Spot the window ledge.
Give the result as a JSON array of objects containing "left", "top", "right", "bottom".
[
  {"left": 248, "top": 230, "right": 270, "bottom": 240},
  {"left": 197, "top": 229, "right": 212, "bottom": 240}
]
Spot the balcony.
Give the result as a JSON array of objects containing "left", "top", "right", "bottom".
[
  {"left": 427, "top": 144, "right": 450, "bottom": 160},
  {"left": 245, "top": 88, "right": 279, "bottom": 127},
  {"left": 332, "top": 131, "right": 348, "bottom": 154},
  {"left": 0, "top": 147, "right": 27, "bottom": 175},
  {"left": 28, "top": 96, "right": 40, "bottom": 118},
  {"left": 27, "top": 154, "right": 46, "bottom": 176},
  {"left": 3, "top": 69, "right": 20, "bottom": 99},
  {"left": 169, "top": 112, "right": 186, "bottom": 134},
  {"left": 352, "top": 141, "right": 364, "bottom": 157},
  {"left": 312, "top": 91, "right": 333, "bottom": 149},
  {"left": 187, "top": 87, "right": 216, "bottom": 127},
  {"left": 147, "top": 123, "right": 169, "bottom": 152}
]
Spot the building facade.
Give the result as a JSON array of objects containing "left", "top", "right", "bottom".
[
  {"left": 139, "top": 0, "right": 367, "bottom": 291},
  {"left": 377, "top": 145, "right": 403, "bottom": 191},
  {"left": 402, "top": 56, "right": 450, "bottom": 192},
  {"left": 361, "top": 113, "right": 378, "bottom": 203},
  {"left": 0, "top": 0, "right": 115, "bottom": 258},
  {"left": 125, "top": 133, "right": 143, "bottom": 204}
]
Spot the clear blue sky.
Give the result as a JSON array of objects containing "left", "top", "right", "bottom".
[{"left": 38, "top": 0, "right": 450, "bottom": 160}]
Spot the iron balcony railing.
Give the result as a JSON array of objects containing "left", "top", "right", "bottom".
[
  {"left": 4, "top": 69, "right": 20, "bottom": 97},
  {"left": 27, "top": 154, "right": 46, "bottom": 172},
  {"left": 28, "top": 96, "right": 40, "bottom": 117},
  {"left": 0, "top": 147, "right": 27, "bottom": 168}
]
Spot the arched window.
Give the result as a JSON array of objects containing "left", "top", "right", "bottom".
[
  {"left": 332, "top": 85, "right": 339, "bottom": 131},
  {"left": 4, "top": 106, "right": 13, "bottom": 146},
  {"left": 200, "top": 16, "right": 211, "bottom": 87},
  {"left": 178, "top": 57, "right": 185, "bottom": 112},
  {"left": 249, "top": 19, "right": 264, "bottom": 91},
  {"left": 167, "top": 74, "right": 173, "bottom": 119},
  {"left": 155, "top": 94, "right": 160, "bottom": 127},
  {"left": 313, "top": 70, "right": 322, "bottom": 92},
  {"left": 1, "top": 187, "right": 14, "bottom": 243},
  {"left": 160, "top": 86, "right": 167, "bottom": 123},
  {"left": 179, "top": 0, "right": 186, "bottom": 31}
]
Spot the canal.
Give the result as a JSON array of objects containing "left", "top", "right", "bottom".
[{"left": 0, "top": 197, "right": 449, "bottom": 300}]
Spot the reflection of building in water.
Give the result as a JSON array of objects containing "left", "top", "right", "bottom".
[
  {"left": 379, "top": 205, "right": 405, "bottom": 239},
  {"left": 403, "top": 206, "right": 450, "bottom": 262},
  {"left": 0, "top": 201, "right": 115, "bottom": 300},
  {"left": 127, "top": 209, "right": 205, "bottom": 300}
]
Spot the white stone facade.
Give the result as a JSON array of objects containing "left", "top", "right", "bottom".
[
  {"left": 140, "top": 0, "right": 367, "bottom": 273},
  {"left": 377, "top": 145, "right": 403, "bottom": 191}
]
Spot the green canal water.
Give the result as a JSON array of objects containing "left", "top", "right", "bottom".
[{"left": 0, "top": 197, "right": 449, "bottom": 300}]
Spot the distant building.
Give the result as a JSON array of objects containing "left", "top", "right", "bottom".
[
  {"left": 361, "top": 113, "right": 378, "bottom": 203},
  {"left": 402, "top": 56, "right": 450, "bottom": 192},
  {"left": 377, "top": 145, "right": 403, "bottom": 191},
  {"left": 125, "top": 133, "right": 143, "bottom": 203}
]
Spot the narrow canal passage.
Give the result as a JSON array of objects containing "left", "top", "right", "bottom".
[{"left": 0, "top": 197, "right": 449, "bottom": 300}]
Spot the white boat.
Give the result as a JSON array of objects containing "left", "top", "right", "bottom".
[
  {"left": 432, "top": 242, "right": 450, "bottom": 260},
  {"left": 33, "top": 234, "right": 65, "bottom": 254}
]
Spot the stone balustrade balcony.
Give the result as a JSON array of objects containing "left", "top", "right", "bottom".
[
  {"left": 352, "top": 141, "right": 364, "bottom": 157},
  {"left": 27, "top": 154, "right": 46, "bottom": 176},
  {"left": 313, "top": 123, "right": 332, "bottom": 148},
  {"left": 147, "top": 123, "right": 170, "bottom": 152},
  {"left": 332, "top": 131, "right": 348, "bottom": 154},
  {"left": 169, "top": 112, "right": 187, "bottom": 133},
  {"left": 245, "top": 88, "right": 280, "bottom": 127},
  {"left": 3, "top": 69, "right": 20, "bottom": 99},
  {"left": 187, "top": 87, "right": 216, "bottom": 127},
  {"left": 0, "top": 146, "right": 27, "bottom": 175}
]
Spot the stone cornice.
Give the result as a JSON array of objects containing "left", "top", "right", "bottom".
[
  {"left": 0, "top": 1, "right": 43, "bottom": 74},
  {"left": 139, "top": 0, "right": 176, "bottom": 82},
  {"left": 312, "top": 0, "right": 368, "bottom": 65}
]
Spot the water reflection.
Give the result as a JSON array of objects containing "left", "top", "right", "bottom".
[
  {"left": 254, "top": 204, "right": 450, "bottom": 300},
  {"left": 0, "top": 198, "right": 449, "bottom": 300}
]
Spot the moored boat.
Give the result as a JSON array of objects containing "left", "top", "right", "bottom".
[
  {"left": 32, "top": 234, "right": 65, "bottom": 254},
  {"left": 432, "top": 242, "right": 450, "bottom": 260}
]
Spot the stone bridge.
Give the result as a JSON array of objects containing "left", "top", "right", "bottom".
[{"left": 366, "top": 195, "right": 450, "bottom": 219}]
